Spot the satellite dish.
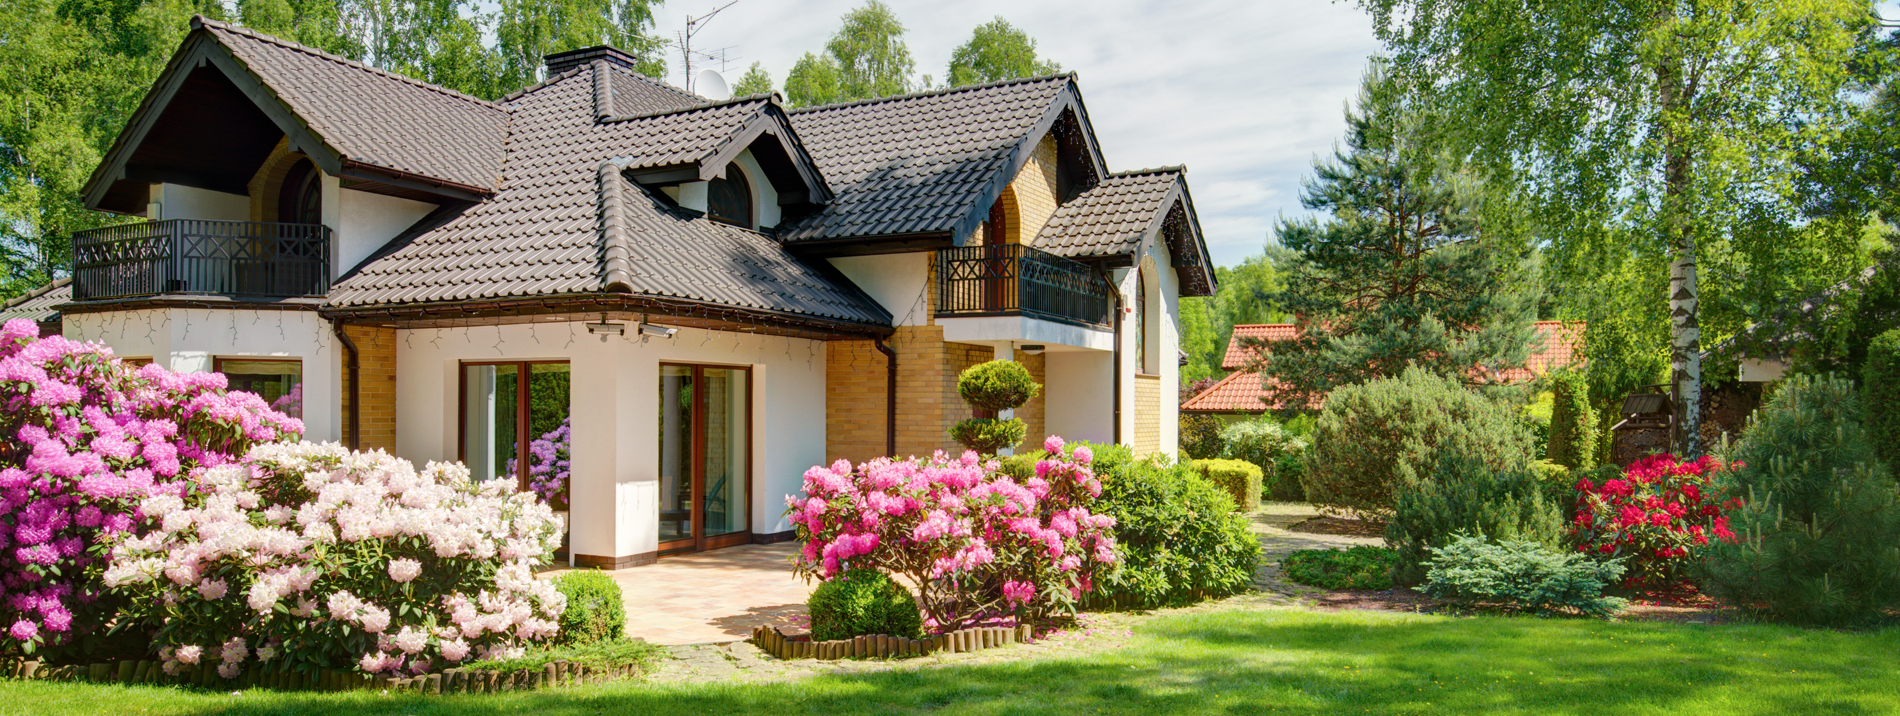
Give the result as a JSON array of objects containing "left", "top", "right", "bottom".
[{"left": 697, "top": 69, "right": 731, "bottom": 101}]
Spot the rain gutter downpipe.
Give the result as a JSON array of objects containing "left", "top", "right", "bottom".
[
  {"left": 329, "top": 318, "right": 360, "bottom": 451},
  {"left": 874, "top": 335, "right": 897, "bottom": 456}
]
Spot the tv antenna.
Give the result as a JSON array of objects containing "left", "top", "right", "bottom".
[{"left": 679, "top": 1, "right": 740, "bottom": 94}]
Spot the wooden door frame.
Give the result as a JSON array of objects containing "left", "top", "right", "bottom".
[{"left": 658, "top": 362, "right": 754, "bottom": 554}]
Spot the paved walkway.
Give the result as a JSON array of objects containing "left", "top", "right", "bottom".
[{"left": 589, "top": 544, "right": 818, "bottom": 645}]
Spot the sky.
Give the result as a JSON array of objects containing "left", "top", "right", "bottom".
[{"left": 657, "top": 0, "right": 1384, "bottom": 268}]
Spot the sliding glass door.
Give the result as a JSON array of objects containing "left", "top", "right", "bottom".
[
  {"left": 658, "top": 364, "right": 751, "bottom": 553},
  {"left": 461, "top": 361, "right": 571, "bottom": 503}
]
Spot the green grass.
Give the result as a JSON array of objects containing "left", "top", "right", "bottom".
[{"left": 4, "top": 609, "right": 1897, "bottom": 715}]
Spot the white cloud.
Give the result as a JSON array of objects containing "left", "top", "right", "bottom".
[{"left": 664, "top": 0, "right": 1380, "bottom": 266}]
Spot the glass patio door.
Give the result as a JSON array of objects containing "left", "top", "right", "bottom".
[{"left": 658, "top": 364, "right": 751, "bottom": 553}]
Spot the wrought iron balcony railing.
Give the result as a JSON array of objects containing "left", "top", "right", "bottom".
[
  {"left": 935, "top": 244, "right": 1114, "bottom": 328},
  {"left": 72, "top": 220, "right": 332, "bottom": 301}
]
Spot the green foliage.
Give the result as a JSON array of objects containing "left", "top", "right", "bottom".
[
  {"left": 786, "top": 1, "right": 913, "bottom": 107},
  {"left": 807, "top": 568, "right": 923, "bottom": 641},
  {"left": 948, "top": 417, "right": 1026, "bottom": 455},
  {"left": 1521, "top": 390, "right": 1553, "bottom": 458},
  {"left": 1191, "top": 459, "right": 1263, "bottom": 513},
  {"left": 1218, "top": 419, "right": 1306, "bottom": 501},
  {"left": 1254, "top": 67, "right": 1543, "bottom": 409},
  {"left": 553, "top": 571, "right": 625, "bottom": 646},
  {"left": 1864, "top": 329, "right": 1900, "bottom": 467},
  {"left": 1387, "top": 453, "right": 1566, "bottom": 585},
  {"left": 997, "top": 449, "right": 1045, "bottom": 481},
  {"left": 1179, "top": 414, "right": 1225, "bottom": 460},
  {"left": 785, "top": 52, "right": 843, "bottom": 107},
  {"left": 946, "top": 16, "right": 1058, "bottom": 87},
  {"left": 731, "top": 61, "right": 774, "bottom": 95},
  {"left": 494, "top": 0, "right": 666, "bottom": 94},
  {"left": 1304, "top": 366, "right": 1536, "bottom": 518},
  {"left": 1699, "top": 374, "right": 1900, "bottom": 626},
  {"left": 1544, "top": 370, "right": 1599, "bottom": 470},
  {"left": 958, "top": 360, "right": 1041, "bottom": 412},
  {"left": 1282, "top": 546, "right": 1396, "bottom": 591},
  {"left": 465, "top": 637, "right": 662, "bottom": 676},
  {"left": 1270, "top": 440, "right": 1310, "bottom": 502},
  {"left": 1423, "top": 536, "right": 1626, "bottom": 618},
  {"left": 1180, "top": 253, "right": 1290, "bottom": 383},
  {"left": 1089, "top": 443, "right": 1260, "bottom": 607}
]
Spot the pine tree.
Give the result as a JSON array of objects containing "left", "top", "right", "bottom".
[
  {"left": 1862, "top": 329, "right": 1900, "bottom": 466},
  {"left": 1249, "top": 66, "right": 1541, "bottom": 407},
  {"left": 1699, "top": 374, "right": 1900, "bottom": 626}
]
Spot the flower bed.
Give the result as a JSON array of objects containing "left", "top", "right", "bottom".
[
  {"left": 750, "top": 623, "right": 1034, "bottom": 660},
  {"left": 1571, "top": 454, "right": 1738, "bottom": 590}
]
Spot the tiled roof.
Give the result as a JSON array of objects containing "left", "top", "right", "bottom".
[
  {"left": 326, "top": 64, "right": 888, "bottom": 327},
  {"left": 0, "top": 279, "right": 71, "bottom": 326},
  {"left": 1180, "top": 371, "right": 1315, "bottom": 413},
  {"left": 1038, "top": 168, "right": 1180, "bottom": 257},
  {"left": 198, "top": 17, "right": 508, "bottom": 192},
  {"left": 1221, "top": 323, "right": 1297, "bottom": 370},
  {"left": 1490, "top": 321, "right": 1585, "bottom": 383},
  {"left": 600, "top": 63, "right": 702, "bottom": 117},
  {"left": 779, "top": 75, "right": 1072, "bottom": 242}
]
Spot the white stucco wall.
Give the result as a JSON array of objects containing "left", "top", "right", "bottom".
[
  {"left": 731, "top": 149, "right": 781, "bottom": 229},
  {"left": 148, "top": 183, "right": 249, "bottom": 222},
  {"left": 1046, "top": 350, "right": 1115, "bottom": 444},
  {"left": 62, "top": 308, "right": 343, "bottom": 442},
  {"left": 827, "top": 253, "right": 931, "bottom": 326},
  {"left": 1112, "top": 240, "right": 1182, "bottom": 457},
  {"left": 336, "top": 189, "right": 437, "bottom": 278},
  {"left": 393, "top": 321, "right": 826, "bottom": 562}
]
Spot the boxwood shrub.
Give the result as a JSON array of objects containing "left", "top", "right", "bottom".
[
  {"left": 1191, "top": 459, "right": 1263, "bottom": 512},
  {"left": 554, "top": 571, "right": 626, "bottom": 645},
  {"left": 807, "top": 569, "right": 923, "bottom": 641}
]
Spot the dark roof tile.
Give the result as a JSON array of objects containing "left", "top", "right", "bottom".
[
  {"left": 1038, "top": 167, "right": 1181, "bottom": 258},
  {"left": 0, "top": 279, "right": 71, "bottom": 325}
]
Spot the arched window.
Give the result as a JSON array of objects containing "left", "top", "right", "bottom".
[
  {"left": 707, "top": 162, "right": 753, "bottom": 228},
  {"left": 278, "top": 159, "right": 322, "bottom": 224},
  {"left": 1135, "top": 268, "right": 1149, "bottom": 374}
]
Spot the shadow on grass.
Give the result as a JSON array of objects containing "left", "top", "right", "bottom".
[{"left": 24, "top": 611, "right": 1900, "bottom": 716}]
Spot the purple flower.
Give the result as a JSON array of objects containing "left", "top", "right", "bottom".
[{"left": 8, "top": 619, "right": 36, "bottom": 642}]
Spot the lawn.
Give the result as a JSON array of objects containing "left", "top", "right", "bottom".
[{"left": 4, "top": 608, "right": 1895, "bottom": 716}]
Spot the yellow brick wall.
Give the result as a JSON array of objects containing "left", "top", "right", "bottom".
[
  {"left": 1133, "top": 374, "right": 1161, "bottom": 457},
  {"left": 247, "top": 137, "right": 310, "bottom": 223},
  {"left": 1008, "top": 134, "right": 1061, "bottom": 245},
  {"left": 339, "top": 325, "right": 397, "bottom": 451}
]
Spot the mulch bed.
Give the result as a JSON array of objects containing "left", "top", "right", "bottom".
[
  {"left": 1287, "top": 515, "right": 1386, "bottom": 538},
  {"left": 1309, "top": 588, "right": 1437, "bottom": 613}
]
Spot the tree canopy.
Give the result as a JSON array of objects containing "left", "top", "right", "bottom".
[
  {"left": 947, "top": 17, "right": 1059, "bottom": 87},
  {"left": 786, "top": 1, "right": 914, "bottom": 107},
  {"left": 732, "top": 61, "right": 774, "bottom": 96}
]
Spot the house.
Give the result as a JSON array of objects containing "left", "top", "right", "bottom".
[
  {"left": 1180, "top": 320, "right": 1582, "bottom": 419},
  {"left": 30, "top": 17, "right": 1213, "bottom": 567}
]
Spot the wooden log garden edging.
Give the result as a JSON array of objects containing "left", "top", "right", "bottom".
[
  {"left": 0, "top": 656, "right": 637, "bottom": 694},
  {"left": 749, "top": 623, "right": 1035, "bottom": 660}
]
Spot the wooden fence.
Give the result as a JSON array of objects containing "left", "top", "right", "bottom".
[{"left": 750, "top": 624, "right": 1035, "bottom": 660}]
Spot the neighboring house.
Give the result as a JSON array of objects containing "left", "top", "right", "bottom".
[
  {"left": 0, "top": 278, "right": 72, "bottom": 337},
  {"left": 1180, "top": 321, "right": 1582, "bottom": 420},
  {"left": 40, "top": 18, "right": 1214, "bottom": 567}
]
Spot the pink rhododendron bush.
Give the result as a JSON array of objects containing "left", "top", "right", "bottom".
[
  {"left": 105, "top": 442, "right": 566, "bottom": 677},
  {"left": 786, "top": 436, "right": 1119, "bottom": 630},
  {"left": 0, "top": 320, "right": 302, "bottom": 657}
]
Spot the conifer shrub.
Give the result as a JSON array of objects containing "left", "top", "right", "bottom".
[
  {"left": 1545, "top": 371, "right": 1599, "bottom": 471},
  {"left": 1864, "top": 329, "right": 1900, "bottom": 466},
  {"left": 1699, "top": 374, "right": 1900, "bottom": 626},
  {"left": 806, "top": 569, "right": 923, "bottom": 642},
  {"left": 1191, "top": 459, "right": 1264, "bottom": 512},
  {"left": 1424, "top": 535, "right": 1626, "bottom": 618},
  {"left": 553, "top": 571, "right": 625, "bottom": 646},
  {"left": 1387, "top": 453, "right": 1567, "bottom": 585},
  {"left": 1303, "top": 366, "right": 1536, "bottom": 518},
  {"left": 948, "top": 417, "right": 1027, "bottom": 455}
]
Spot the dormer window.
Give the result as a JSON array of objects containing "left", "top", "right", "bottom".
[{"left": 707, "top": 162, "right": 752, "bottom": 228}]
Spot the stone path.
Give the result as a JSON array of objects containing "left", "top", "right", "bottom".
[{"left": 547, "top": 543, "right": 818, "bottom": 646}]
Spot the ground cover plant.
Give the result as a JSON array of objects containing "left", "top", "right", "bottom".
[
  {"left": 0, "top": 320, "right": 305, "bottom": 658},
  {"left": 1281, "top": 546, "right": 1396, "bottom": 590},
  {"left": 5, "top": 608, "right": 1899, "bottom": 715},
  {"left": 1424, "top": 535, "right": 1626, "bottom": 617}
]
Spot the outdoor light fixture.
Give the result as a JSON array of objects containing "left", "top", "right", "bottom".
[
  {"left": 585, "top": 313, "right": 624, "bottom": 341},
  {"left": 639, "top": 322, "right": 678, "bottom": 339},
  {"left": 1021, "top": 344, "right": 1046, "bottom": 355}
]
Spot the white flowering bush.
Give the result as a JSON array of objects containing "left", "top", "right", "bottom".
[{"left": 104, "top": 442, "right": 566, "bottom": 678}]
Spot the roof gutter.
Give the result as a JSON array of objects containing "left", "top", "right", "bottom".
[{"left": 318, "top": 293, "right": 894, "bottom": 340}]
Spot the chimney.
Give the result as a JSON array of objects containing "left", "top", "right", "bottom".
[{"left": 544, "top": 46, "right": 645, "bottom": 77}]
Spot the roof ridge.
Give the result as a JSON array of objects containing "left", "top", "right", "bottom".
[
  {"left": 191, "top": 15, "right": 504, "bottom": 114},
  {"left": 500, "top": 65, "right": 587, "bottom": 104},
  {"left": 603, "top": 62, "right": 703, "bottom": 104},
  {"left": 598, "top": 162, "right": 636, "bottom": 294},
  {"left": 598, "top": 92, "right": 773, "bottom": 123},
  {"left": 787, "top": 72, "right": 1075, "bottom": 114},
  {"left": 1107, "top": 165, "right": 1186, "bottom": 178},
  {"left": 1, "top": 277, "right": 71, "bottom": 310}
]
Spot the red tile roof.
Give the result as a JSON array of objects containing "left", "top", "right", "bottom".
[{"left": 1184, "top": 320, "right": 1585, "bottom": 413}]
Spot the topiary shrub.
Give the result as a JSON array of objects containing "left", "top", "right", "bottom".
[
  {"left": 1191, "top": 459, "right": 1263, "bottom": 512},
  {"left": 806, "top": 568, "right": 923, "bottom": 642},
  {"left": 948, "top": 417, "right": 1027, "bottom": 455},
  {"left": 1545, "top": 371, "right": 1599, "bottom": 471},
  {"left": 1387, "top": 453, "right": 1566, "bottom": 585},
  {"left": 1091, "top": 444, "right": 1259, "bottom": 607},
  {"left": 553, "top": 571, "right": 625, "bottom": 646},
  {"left": 1423, "top": 535, "right": 1626, "bottom": 618},
  {"left": 1303, "top": 366, "right": 1536, "bottom": 519},
  {"left": 957, "top": 360, "right": 1041, "bottom": 412},
  {"left": 1699, "top": 374, "right": 1900, "bottom": 626},
  {"left": 1180, "top": 414, "right": 1225, "bottom": 459},
  {"left": 1282, "top": 546, "right": 1396, "bottom": 590},
  {"left": 1864, "top": 329, "right": 1900, "bottom": 467}
]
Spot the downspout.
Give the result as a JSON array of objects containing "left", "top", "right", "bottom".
[
  {"left": 1109, "top": 269, "right": 1124, "bottom": 445},
  {"left": 873, "top": 336, "right": 897, "bottom": 456},
  {"left": 329, "top": 318, "right": 360, "bottom": 451}
]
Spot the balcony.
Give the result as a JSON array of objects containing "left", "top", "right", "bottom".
[
  {"left": 72, "top": 220, "right": 332, "bottom": 301},
  {"left": 935, "top": 244, "right": 1114, "bottom": 328}
]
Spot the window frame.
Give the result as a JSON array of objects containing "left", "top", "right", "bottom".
[
  {"left": 657, "top": 361, "right": 755, "bottom": 553},
  {"left": 705, "top": 162, "right": 755, "bottom": 229},
  {"left": 214, "top": 356, "right": 304, "bottom": 415},
  {"left": 457, "top": 359, "right": 571, "bottom": 494}
]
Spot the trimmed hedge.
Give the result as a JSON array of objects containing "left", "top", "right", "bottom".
[
  {"left": 948, "top": 417, "right": 1027, "bottom": 455},
  {"left": 957, "top": 360, "right": 1041, "bottom": 412},
  {"left": 807, "top": 569, "right": 923, "bottom": 641},
  {"left": 554, "top": 571, "right": 627, "bottom": 646},
  {"left": 1387, "top": 453, "right": 1566, "bottom": 586},
  {"left": 1865, "top": 329, "right": 1900, "bottom": 467},
  {"left": 1192, "top": 459, "right": 1264, "bottom": 512},
  {"left": 1545, "top": 371, "right": 1599, "bottom": 470}
]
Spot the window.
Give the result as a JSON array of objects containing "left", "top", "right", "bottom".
[
  {"left": 658, "top": 363, "right": 751, "bottom": 552},
  {"left": 706, "top": 162, "right": 752, "bottom": 228},
  {"left": 217, "top": 358, "right": 303, "bottom": 418},
  {"left": 1135, "top": 271, "right": 1149, "bottom": 374},
  {"left": 461, "top": 361, "right": 571, "bottom": 500},
  {"left": 278, "top": 158, "right": 322, "bottom": 225}
]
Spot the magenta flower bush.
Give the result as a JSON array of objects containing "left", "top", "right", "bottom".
[
  {"left": 0, "top": 319, "right": 302, "bottom": 656},
  {"left": 786, "top": 436, "right": 1119, "bottom": 630},
  {"left": 104, "top": 443, "right": 566, "bottom": 677}
]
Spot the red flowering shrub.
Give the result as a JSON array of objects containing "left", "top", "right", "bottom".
[{"left": 1571, "top": 454, "right": 1739, "bottom": 589}]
